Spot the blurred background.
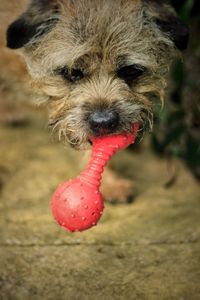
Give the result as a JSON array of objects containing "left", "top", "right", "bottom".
[
  {"left": 152, "top": 0, "right": 200, "bottom": 181},
  {"left": 0, "top": 1, "right": 200, "bottom": 300}
]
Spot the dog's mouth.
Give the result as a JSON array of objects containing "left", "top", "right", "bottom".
[
  {"left": 88, "top": 122, "right": 140, "bottom": 144},
  {"left": 48, "top": 117, "right": 141, "bottom": 150},
  {"left": 48, "top": 99, "right": 147, "bottom": 150}
]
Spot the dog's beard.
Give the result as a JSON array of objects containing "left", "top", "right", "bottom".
[{"left": 49, "top": 100, "right": 153, "bottom": 149}]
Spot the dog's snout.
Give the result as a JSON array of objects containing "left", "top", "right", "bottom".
[{"left": 89, "top": 110, "right": 119, "bottom": 135}]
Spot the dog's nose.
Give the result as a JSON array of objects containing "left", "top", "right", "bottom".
[{"left": 89, "top": 110, "right": 119, "bottom": 135}]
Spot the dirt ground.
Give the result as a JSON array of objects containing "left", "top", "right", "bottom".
[{"left": 0, "top": 1, "right": 200, "bottom": 300}]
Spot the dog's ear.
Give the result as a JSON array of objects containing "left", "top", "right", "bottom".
[
  {"left": 7, "top": 0, "right": 59, "bottom": 49},
  {"left": 155, "top": 16, "right": 189, "bottom": 50},
  {"left": 144, "top": 0, "right": 189, "bottom": 50}
]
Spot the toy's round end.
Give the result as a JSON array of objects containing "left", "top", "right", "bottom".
[{"left": 51, "top": 179, "right": 104, "bottom": 232}]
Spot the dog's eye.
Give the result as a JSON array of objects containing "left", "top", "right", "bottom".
[
  {"left": 117, "top": 64, "right": 146, "bottom": 85},
  {"left": 70, "top": 69, "right": 84, "bottom": 82},
  {"left": 56, "top": 67, "right": 84, "bottom": 82}
]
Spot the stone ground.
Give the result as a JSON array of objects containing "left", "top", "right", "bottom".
[{"left": 0, "top": 1, "right": 200, "bottom": 299}]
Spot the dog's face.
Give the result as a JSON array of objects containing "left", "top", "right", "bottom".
[{"left": 7, "top": 0, "right": 189, "bottom": 149}]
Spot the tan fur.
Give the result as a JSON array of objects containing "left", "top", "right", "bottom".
[{"left": 16, "top": 0, "right": 179, "bottom": 149}]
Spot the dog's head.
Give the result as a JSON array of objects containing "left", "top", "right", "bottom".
[{"left": 7, "top": 0, "right": 189, "bottom": 149}]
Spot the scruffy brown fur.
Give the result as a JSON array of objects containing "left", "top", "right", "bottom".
[{"left": 7, "top": 0, "right": 188, "bottom": 202}]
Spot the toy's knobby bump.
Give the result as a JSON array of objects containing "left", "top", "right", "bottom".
[{"left": 51, "top": 123, "right": 139, "bottom": 232}]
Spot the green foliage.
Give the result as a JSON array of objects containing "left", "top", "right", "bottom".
[{"left": 151, "top": 0, "right": 200, "bottom": 180}]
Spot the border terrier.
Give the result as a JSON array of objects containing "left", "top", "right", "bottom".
[{"left": 6, "top": 0, "right": 189, "bottom": 203}]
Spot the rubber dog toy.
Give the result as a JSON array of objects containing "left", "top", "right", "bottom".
[{"left": 51, "top": 123, "right": 139, "bottom": 232}]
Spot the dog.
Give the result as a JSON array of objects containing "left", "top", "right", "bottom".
[{"left": 6, "top": 0, "right": 189, "bottom": 203}]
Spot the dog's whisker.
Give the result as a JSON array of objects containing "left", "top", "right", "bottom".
[{"left": 7, "top": 0, "right": 188, "bottom": 149}]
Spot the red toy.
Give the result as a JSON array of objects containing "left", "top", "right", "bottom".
[{"left": 51, "top": 123, "right": 139, "bottom": 232}]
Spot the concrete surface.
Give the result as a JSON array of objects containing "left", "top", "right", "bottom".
[{"left": 0, "top": 112, "right": 200, "bottom": 300}]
